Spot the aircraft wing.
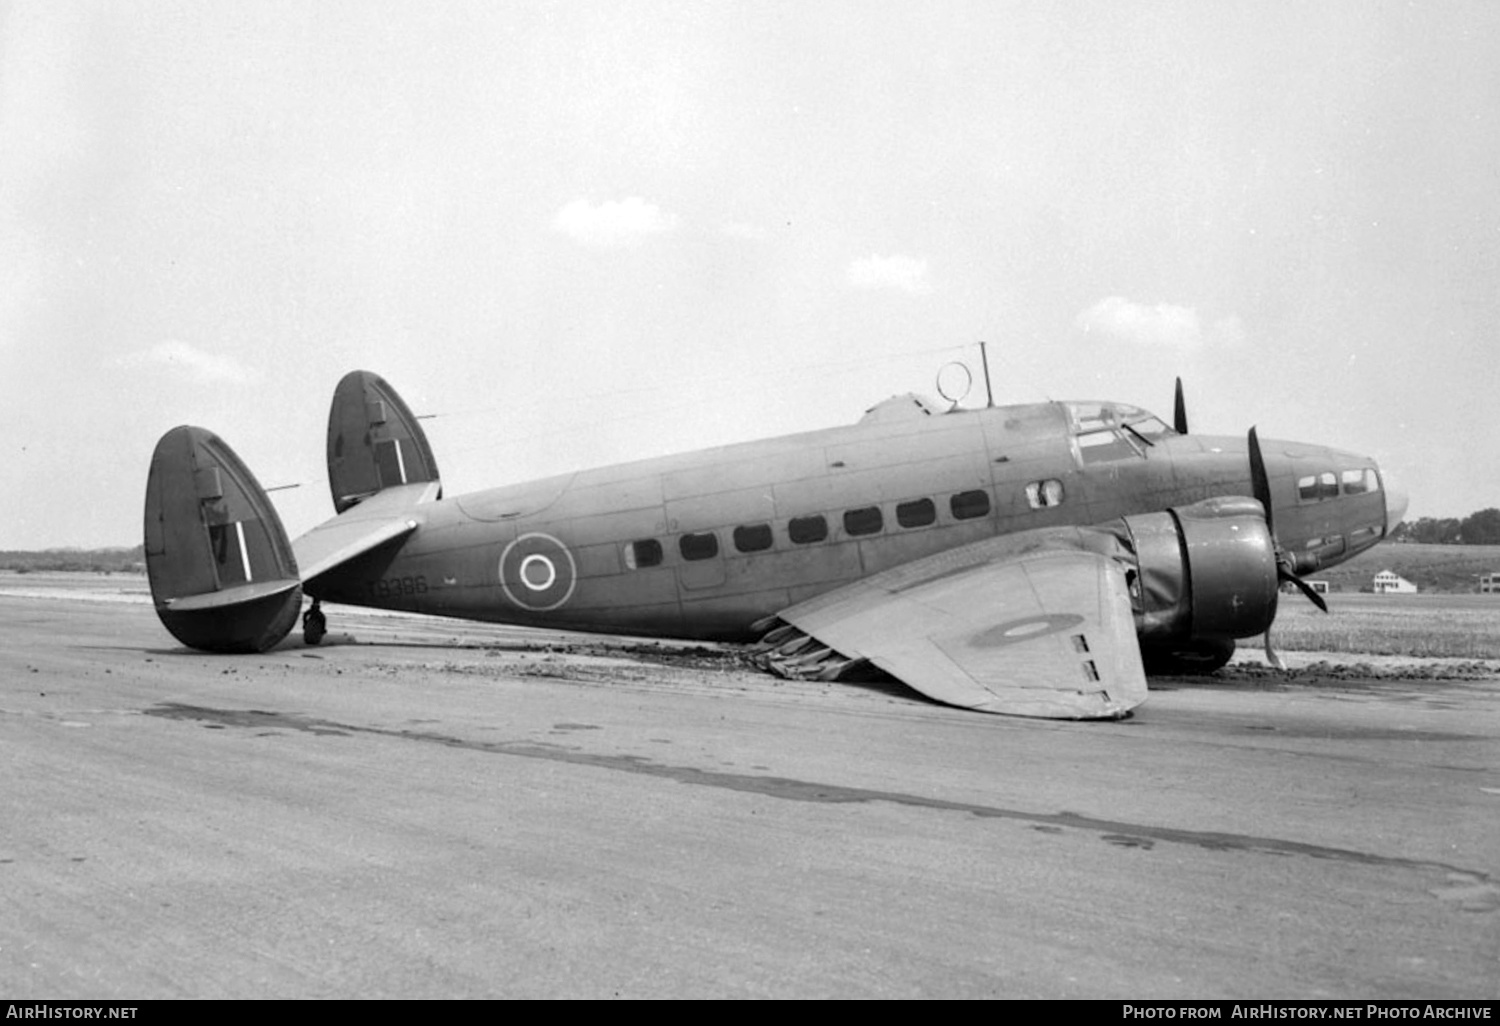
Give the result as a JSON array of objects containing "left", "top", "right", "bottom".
[
  {"left": 765, "top": 530, "right": 1147, "bottom": 719},
  {"left": 292, "top": 480, "right": 440, "bottom": 583}
]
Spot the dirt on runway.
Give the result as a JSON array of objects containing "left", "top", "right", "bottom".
[{"left": 3, "top": 573, "right": 1498, "bottom": 998}]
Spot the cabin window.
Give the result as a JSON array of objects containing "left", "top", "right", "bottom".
[
  {"left": 788, "top": 515, "right": 828, "bottom": 545},
  {"left": 1026, "top": 480, "right": 1065, "bottom": 509},
  {"left": 1342, "top": 468, "right": 1377, "bottom": 495},
  {"left": 844, "top": 506, "right": 883, "bottom": 536},
  {"left": 679, "top": 532, "right": 719, "bottom": 561},
  {"left": 626, "top": 538, "right": 663, "bottom": 569},
  {"left": 896, "top": 498, "right": 936, "bottom": 529},
  {"left": 733, "top": 523, "right": 774, "bottom": 553},
  {"left": 1298, "top": 473, "right": 1338, "bottom": 502},
  {"left": 950, "top": 490, "right": 991, "bottom": 520}
]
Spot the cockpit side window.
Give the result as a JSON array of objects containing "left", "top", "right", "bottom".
[{"left": 1077, "top": 429, "right": 1137, "bottom": 464}]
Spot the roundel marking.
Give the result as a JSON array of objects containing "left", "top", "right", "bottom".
[
  {"left": 970, "top": 614, "right": 1086, "bottom": 648},
  {"left": 519, "top": 554, "right": 557, "bottom": 592},
  {"left": 499, "top": 533, "right": 577, "bottom": 611}
]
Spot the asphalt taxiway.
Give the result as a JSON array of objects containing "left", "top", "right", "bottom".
[{"left": 2, "top": 574, "right": 1496, "bottom": 998}]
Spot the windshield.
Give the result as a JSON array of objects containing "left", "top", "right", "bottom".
[{"left": 1065, "top": 402, "right": 1176, "bottom": 463}]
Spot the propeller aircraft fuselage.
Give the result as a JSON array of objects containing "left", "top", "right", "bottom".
[{"left": 144, "top": 371, "right": 1407, "bottom": 720}]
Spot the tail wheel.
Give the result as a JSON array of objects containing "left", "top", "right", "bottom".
[{"left": 302, "top": 602, "right": 327, "bottom": 646}]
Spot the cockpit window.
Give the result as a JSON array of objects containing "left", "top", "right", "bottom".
[
  {"left": 1069, "top": 402, "right": 1118, "bottom": 434},
  {"left": 1122, "top": 415, "right": 1172, "bottom": 440},
  {"left": 1066, "top": 402, "right": 1175, "bottom": 437},
  {"left": 1077, "top": 429, "right": 1138, "bottom": 463},
  {"left": 1066, "top": 402, "right": 1174, "bottom": 464}
]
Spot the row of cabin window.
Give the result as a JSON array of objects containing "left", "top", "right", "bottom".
[
  {"left": 628, "top": 486, "right": 1051, "bottom": 569},
  {"left": 1298, "top": 468, "right": 1379, "bottom": 503}
]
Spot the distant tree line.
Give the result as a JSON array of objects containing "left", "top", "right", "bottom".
[
  {"left": 0, "top": 545, "right": 146, "bottom": 573},
  {"left": 1392, "top": 508, "right": 1500, "bottom": 545}
]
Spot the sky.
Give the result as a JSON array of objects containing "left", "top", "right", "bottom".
[{"left": 3, "top": 0, "right": 1498, "bottom": 549}]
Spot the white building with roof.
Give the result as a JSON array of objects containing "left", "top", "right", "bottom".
[{"left": 1372, "top": 570, "right": 1417, "bottom": 594}]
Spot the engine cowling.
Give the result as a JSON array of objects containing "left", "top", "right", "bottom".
[{"left": 1116, "top": 496, "right": 1279, "bottom": 644}]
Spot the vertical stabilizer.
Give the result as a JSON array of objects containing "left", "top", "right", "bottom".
[
  {"left": 326, "top": 370, "right": 441, "bottom": 514},
  {"left": 144, "top": 426, "right": 302, "bottom": 652}
]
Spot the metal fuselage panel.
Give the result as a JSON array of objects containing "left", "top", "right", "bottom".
[{"left": 305, "top": 403, "right": 1389, "bottom": 641}]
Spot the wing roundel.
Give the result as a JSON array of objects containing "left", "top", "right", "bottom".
[{"left": 759, "top": 530, "right": 1148, "bottom": 719}]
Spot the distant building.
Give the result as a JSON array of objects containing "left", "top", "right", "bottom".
[
  {"left": 1372, "top": 570, "right": 1417, "bottom": 594},
  {"left": 1480, "top": 573, "right": 1500, "bottom": 594}
]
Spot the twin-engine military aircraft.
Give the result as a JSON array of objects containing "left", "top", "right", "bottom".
[{"left": 144, "top": 369, "right": 1407, "bottom": 719}]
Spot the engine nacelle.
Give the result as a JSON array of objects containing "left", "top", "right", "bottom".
[{"left": 1117, "top": 496, "right": 1279, "bottom": 644}]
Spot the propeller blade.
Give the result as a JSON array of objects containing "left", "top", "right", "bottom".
[
  {"left": 1248, "top": 426, "right": 1274, "bottom": 537},
  {"left": 1279, "top": 565, "right": 1330, "bottom": 613},
  {"left": 1263, "top": 625, "right": 1286, "bottom": 671},
  {"left": 1173, "top": 377, "right": 1189, "bottom": 435}
]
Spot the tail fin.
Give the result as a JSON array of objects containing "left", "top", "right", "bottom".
[
  {"left": 326, "top": 370, "right": 440, "bottom": 514},
  {"left": 143, "top": 426, "right": 302, "bottom": 652}
]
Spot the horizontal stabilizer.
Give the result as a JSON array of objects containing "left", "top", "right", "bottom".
[
  {"left": 165, "top": 579, "right": 302, "bottom": 612},
  {"left": 293, "top": 480, "right": 437, "bottom": 583}
]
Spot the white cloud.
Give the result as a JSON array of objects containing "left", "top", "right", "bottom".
[
  {"left": 1075, "top": 296, "right": 1238, "bottom": 349},
  {"left": 846, "top": 254, "right": 931, "bottom": 295},
  {"left": 109, "top": 341, "right": 261, "bottom": 385},
  {"left": 553, "top": 197, "right": 677, "bottom": 248}
]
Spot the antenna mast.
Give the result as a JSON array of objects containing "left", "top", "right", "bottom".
[{"left": 978, "top": 340, "right": 995, "bottom": 408}]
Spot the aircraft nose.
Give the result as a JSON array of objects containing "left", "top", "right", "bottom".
[{"left": 1382, "top": 469, "right": 1409, "bottom": 536}]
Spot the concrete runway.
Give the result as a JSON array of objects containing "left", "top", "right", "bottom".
[{"left": 2, "top": 574, "right": 1497, "bottom": 998}]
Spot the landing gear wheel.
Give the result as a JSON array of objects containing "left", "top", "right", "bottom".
[
  {"left": 1141, "top": 638, "right": 1235, "bottom": 676},
  {"left": 302, "top": 601, "right": 327, "bottom": 646}
]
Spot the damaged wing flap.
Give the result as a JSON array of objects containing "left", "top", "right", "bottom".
[{"left": 762, "top": 531, "right": 1148, "bottom": 719}]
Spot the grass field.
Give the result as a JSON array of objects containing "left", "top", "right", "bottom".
[
  {"left": 1257, "top": 592, "right": 1500, "bottom": 659},
  {"left": 1316, "top": 542, "right": 1500, "bottom": 594}
]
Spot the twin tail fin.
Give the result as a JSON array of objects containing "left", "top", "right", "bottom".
[
  {"left": 143, "top": 426, "right": 302, "bottom": 652},
  {"left": 143, "top": 370, "right": 440, "bottom": 652}
]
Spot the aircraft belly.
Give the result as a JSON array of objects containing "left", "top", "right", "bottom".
[{"left": 674, "top": 593, "right": 784, "bottom": 642}]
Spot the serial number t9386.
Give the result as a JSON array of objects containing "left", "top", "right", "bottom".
[{"left": 367, "top": 575, "right": 428, "bottom": 600}]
